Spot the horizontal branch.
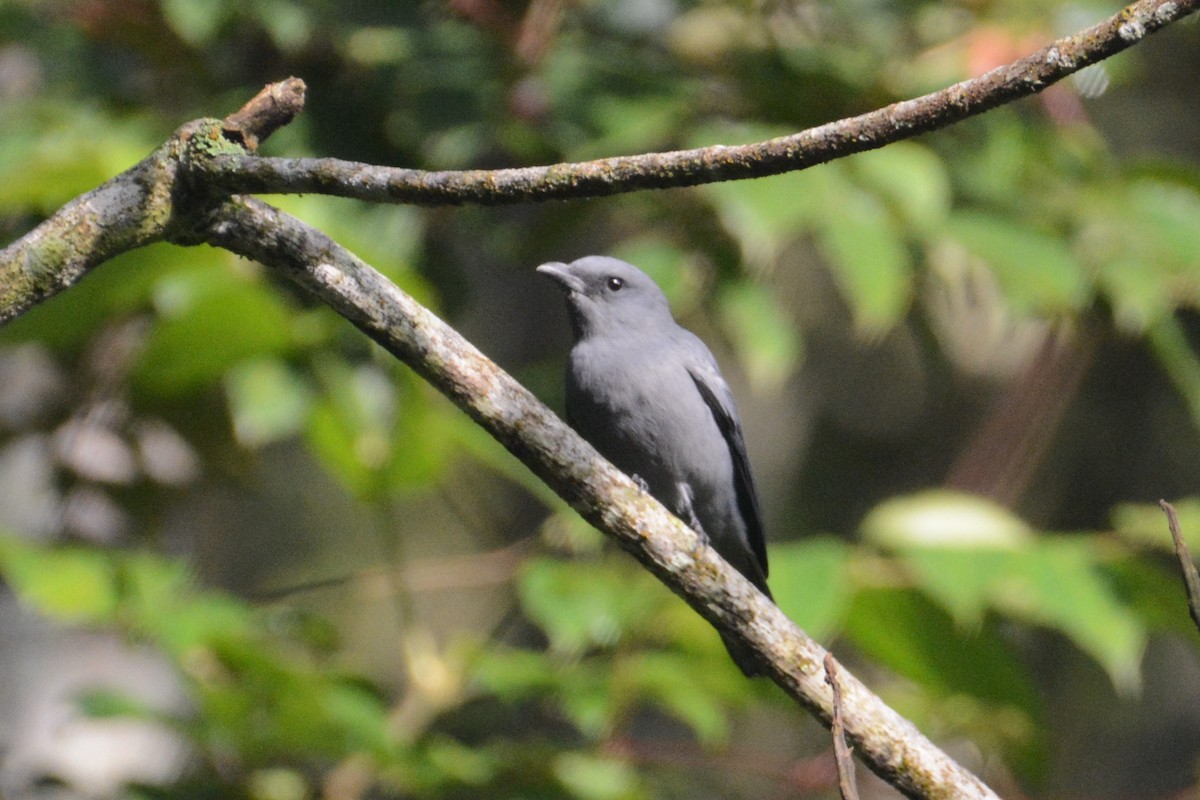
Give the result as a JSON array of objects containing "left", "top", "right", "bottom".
[
  {"left": 195, "top": 195, "right": 999, "bottom": 800},
  {"left": 193, "top": 0, "right": 1198, "bottom": 206}
]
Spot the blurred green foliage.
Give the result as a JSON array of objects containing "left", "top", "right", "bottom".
[{"left": 2, "top": 0, "right": 1200, "bottom": 798}]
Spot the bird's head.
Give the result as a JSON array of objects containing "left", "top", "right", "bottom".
[{"left": 537, "top": 256, "right": 674, "bottom": 340}]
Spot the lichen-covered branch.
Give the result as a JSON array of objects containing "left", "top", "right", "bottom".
[
  {"left": 195, "top": 195, "right": 999, "bottom": 800},
  {"left": 0, "top": 139, "right": 179, "bottom": 325},
  {"left": 0, "top": 82, "right": 301, "bottom": 324},
  {"left": 192, "top": 0, "right": 1198, "bottom": 206}
]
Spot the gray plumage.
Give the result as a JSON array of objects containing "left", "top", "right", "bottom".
[{"left": 537, "top": 255, "right": 770, "bottom": 676}]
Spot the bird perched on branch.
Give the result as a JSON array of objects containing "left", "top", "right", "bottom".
[{"left": 537, "top": 255, "right": 771, "bottom": 676}]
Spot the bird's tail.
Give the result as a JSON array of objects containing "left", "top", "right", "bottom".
[
  {"left": 719, "top": 577, "right": 773, "bottom": 678},
  {"left": 721, "top": 632, "right": 767, "bottom": 678}
]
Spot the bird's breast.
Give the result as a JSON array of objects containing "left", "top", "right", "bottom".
[{"left": 564, "top": 339, "right": 730, "bottom": 499}]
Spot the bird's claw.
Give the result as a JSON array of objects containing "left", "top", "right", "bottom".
[{"left": 676, "top": 482, "right": 710, "bottom": 549}]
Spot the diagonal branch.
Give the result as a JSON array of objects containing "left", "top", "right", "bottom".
[
  {"left": 192, "top": 194, "right": 999, "bottom": 800},
  {"left": 192, "top": 0, "right": 1197, "bottom": 206}
]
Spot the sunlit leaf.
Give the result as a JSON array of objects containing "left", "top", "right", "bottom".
[
  {"left": 1111, "top": 497, "right": 1200, "bottom": 552},
  {"left": 947, "top": 212, "right": 1090, "bottom": 314},
  {"left": 844, "top": 588, "right": 1039, "bottom": 714},
  {"left": 518, "top": 559, "right": 662, "bottom": 655},
  {"left": 553, "top": 752, "right": 640, "bottom": 800},
  {"left": 861, "top": 490, "right": 1032, "bottom": 549},
  {"left": 769, "top": 537, "right": 852, "bottom": 640},
  {"left": 225, "top": 358, "right": 314, "bottom": 447},
  {"left": 851, "top": 142, "right": 951, "bottom": 234},
  {"left": 994, "top": 537, "right": 1146, "bottom": 694},
  {"left": 0, "top": 536, "right": 117, "bottom": 623},
  {"left": 898, "top": 547, "right": 1020, "bottom": 628},
  {"left": 717, "top": 280, "right": 801, "bottom": 391},
  {"left": 135, "top": 267, "right": 298, "bottom": 395},
  {"left": 817, "top": 188, "right": 912, "bottom": 334}
]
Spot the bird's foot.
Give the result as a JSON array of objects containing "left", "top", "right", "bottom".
[
  {"left": 676, "top": 482, "right": 710, "bottom": 548},
  {"left": 631, "top": 474, "right": 651, "bottom": 493}
]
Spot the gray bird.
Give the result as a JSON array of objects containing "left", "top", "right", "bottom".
[{"left": 537, "top": 255, "right": 771, "bottom": 676}]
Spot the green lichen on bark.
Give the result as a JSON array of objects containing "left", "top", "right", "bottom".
[{"left": 0, "top": 115, "right": 258, "bottom": 325}]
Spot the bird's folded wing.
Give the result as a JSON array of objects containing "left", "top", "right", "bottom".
[{"left": 687, "top": 362, "right": 769, "bottom": 576}]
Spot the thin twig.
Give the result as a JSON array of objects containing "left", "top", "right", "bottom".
[
  {"left": 826, "top": 654, "right": 861, "bottom": 800},
  {"left": 221, "top": 76, "right": 306, "bottom": 152},
  {"left": 251, "top": 539, "right": 531, "bottom": 602},
  {"left": 602, "top": 736, "right": 840, "bottom": 794},
  {"left": 1160, "top": 499, "right": 1200, "bottom": 634}
]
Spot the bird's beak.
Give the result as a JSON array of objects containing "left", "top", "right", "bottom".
[{"left": 536, "top": 262, "right": 585, "bottom": 294}]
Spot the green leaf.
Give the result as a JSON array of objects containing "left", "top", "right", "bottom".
[
  {"left": 1127, "top": 179, "right": 1200, "bottom": 266},
  {"left": 580, "top": 95, "right": 686, "bottom": 158},
  {"left": 0, "top": 101, "right": 157, "bottom": 211},
  {"left": 161, "top": 0, "right": 230, "bottom": 45},
  {"left": 717, "top": 280, "right": 801, "bottom": 391},
  {"left": 1147, "top": 317, "right": 1200, "bottom": 427},
  {"left": 77, "top": 689, "right": 157, "bottom": 720},
  {"left": 947, "top": 212, "right": 1090, "bottom": 314},
  {"left": 1106, "top": 556, "right": 1199, "bottom": 636},
  {"left": 386, "top": 382, "right": 454, "bottom": 490},
  {"left": 697, "top": 125, "right": 836, "bottom": 266},
  {"left": 518, "top": 559, "right": 662, "bottom": 655},
  {"left": 609, "top": 239, "right": 698, "bottom": 311},
  {"left": 471, "top": 647, "right": 556, "bottom": 699},
  {"left": 628, "top": 651, "right": 730, "bottom": 743},
  {"left": 705, "top": 171, "right": 826, "bottom": 264},
  {"left": 1095, "top": 256, "right": 1172, "bottom": 332},
  {"left": 0, "top": 244, "right": 215, "bottom": 355},
  {"left": 844, "top": 588, "right": 1039, "bottom": 714},
  {"left": 851, "top": 142, "right": 951, "bottom": 234},
  {"left": 225, "top": 358, "right": 314, "bottom": 447},
  {"left": 898, "top": 547, "right": 1022, "bottom": 628},
  {"left": 135, "top": 267, "right": 298, "bottom": 396},
  {"left": 866, "top": 496, "right": 1146, "bottom": 690},
  {"left": 303, "top": 358, "right": 398, "bottom": 499},
  {"left": 861, "top": 490, "right": 1032, "bottom": 549},
  {"left": 553, "top": 752, "right": 640, "bottom": 800},
  {"left": 247, "top": 768, "right": 309, "bottom": 800},
  {"left": 816, "top": 188, "right": 912, "bottom": 334},
  {"left": 0, "top": 536, "right": 118, "bottom": 623},
  {"left": 993, "top": 537, "right": 1146, "bottom": 694},
  {"left": 558, "top": 665, "right": 618, "bottom": 736},
  {"left": 424, "top": 735, "right": 496, "bottom": 786},
  {"left": 319, "top": 681, "right": 392, "bottom": 755},
  {"left": 768, "top": 537, "right": 852, "bottom": 640}
]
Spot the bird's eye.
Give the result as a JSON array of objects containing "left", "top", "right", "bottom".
[{"left": 606, "top": 277, "right": 625, "bottom": 291}]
